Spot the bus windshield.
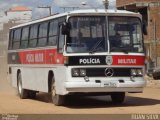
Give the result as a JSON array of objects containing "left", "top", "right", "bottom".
[
  {"left": 108, "top": 17, "right": 143, "bottom": 53},
  {"left": 66, "top": 16, "right": 143, "bottom": 53},
  {"left": 66, "top": 16, "right": 107, "bottom": 53}
]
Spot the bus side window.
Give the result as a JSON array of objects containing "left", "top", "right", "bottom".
[
  {"left": 38, "top": 22, "right": 48, "bottom": 47},
  {"left": 21, "top": 27, "right": 29, "bottom": 48},
  {"left": 9, "top": 30, "right": 14, "bottom": 50},
  {"left": 29, "top": 24, "right": 38, "bottom": 48},
  {"left": 58, "top": 17, "right": 66, "bottom": 53},
  {"left": 13, "top": 28, "right": 21, "bottom": 49},
  {"left": 58, "top": 26, "right": 65, "bottom": 53},
  {"left": 48, "top": 20, "right": 58, "bottom": 46}
]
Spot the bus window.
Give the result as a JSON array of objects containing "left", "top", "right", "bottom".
[
  {"left": 48, "top": 20, "right": 58, "bottom": 46},
  {"left": 108, "top": 17, "right": 143, "bottom": 53},
  {"left": 21, "top": 27, "right": 29, "bottom": 48},
  {"left": 58, "top": 17, "right": 66, "bottom": 53},
  {"left": 9, "top": 30, "right": 14, "bottom": 49},
  {"left": 13, "top": 28, "right": 21, "bottom": 49},
  {"left": 66, "top": 16, "right": 106, "bottom": 53},
  {"left": 58, "top": 26, "right": 65, "bottom": 53},
  {"left": 38, "top": 22, "right": 48, "bottom": 47},
  {"left": 29, "top": 24, "right": 38, "bottom": 48}
]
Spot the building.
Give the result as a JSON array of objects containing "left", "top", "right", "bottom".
[
  {"left": 6, "top": 6, "right": 32, "bottom": 23},
  {"left": 116, "top": 0, "right": 160, "bottom": 71},
  {"left": 0, "top": 5, "right": 32, "bottom": 54},
  {"left": 0, "top": 6, "right": 32, "bottom": 81},
  {"left": 0, "top": 6, "right": 32, "bottom": 30}
]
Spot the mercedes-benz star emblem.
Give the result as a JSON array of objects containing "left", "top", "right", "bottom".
[{"left": 104, "top": 68, "right": 114, "bottom": 77}]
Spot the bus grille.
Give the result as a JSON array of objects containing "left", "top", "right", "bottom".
[{"left": 85, "top": 68, "right": 131, "bottom": 77}]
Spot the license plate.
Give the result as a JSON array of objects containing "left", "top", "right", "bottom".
[{"left": 102, "top": 82, "right": 117, "bottom": 87}]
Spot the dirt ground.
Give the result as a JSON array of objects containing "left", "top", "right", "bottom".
[{"left": 0, "top": 75, "right": 159, "bottom": 114}]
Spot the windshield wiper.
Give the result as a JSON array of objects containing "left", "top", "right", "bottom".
[
  {"left": 121, "top": 49, "right": 128, "bottom": 54},
  {"left": 89, "top": 39, "right": 103, "bottom": 54}
]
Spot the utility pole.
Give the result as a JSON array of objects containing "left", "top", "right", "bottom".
[
  {"left": 38, "top": 6, "right": 52, "bottom": 16},
  {"left": 154, "top": 19, "right": 157, "bottom": 67},
  {"left": 102, "top": 0, "right": 109, "bottom": 9}
]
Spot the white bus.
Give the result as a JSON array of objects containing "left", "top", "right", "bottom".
[{"left": 8, "top": 9, "right": 146, "bottom": 106}]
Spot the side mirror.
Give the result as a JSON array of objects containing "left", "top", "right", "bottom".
[
  {"left": 61, "top": 22, "right": 70, "bottom": 35},
  {"left": 143, "top": 23, "right": 147, "bottom": 35}
]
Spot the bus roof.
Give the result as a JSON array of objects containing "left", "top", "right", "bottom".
[
  {"left": 10, "top": 9, "right": 141, "bottom": 30},
  {"left": 68, "top": 9, "right": 139, "bottom": 15}
]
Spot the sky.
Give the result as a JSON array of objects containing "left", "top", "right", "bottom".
[{"left": 0, "top": 0, "right": 116, "bottom": 19}]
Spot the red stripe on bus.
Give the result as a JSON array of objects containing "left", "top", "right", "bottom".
[
  {"left": 18, "top": 50, "right": 144, "bottom": 66},
  {"left": 112, "top": 55, "right": 145, "bottom": 66},
  {"left": 18, "top": 49, "right": 64, "bottom": 64}
]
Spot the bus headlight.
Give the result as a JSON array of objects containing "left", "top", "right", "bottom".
[
  {"left": 72, "top": 68, "right": 79, "bottom": 77},
  {"left": 72, "top": 68, "right": 86, "bottom": 77},
  {"left": 131, "top": 69, "right": 143, "bottom": 76},
  {"left": 137, "top": 69, "right": 143, "bottom": 76},
  {"left": 131, "top": 69, "right": 137, "bottom": 76},
  {"left": 80, "top": 69, "right": 86, "bottom": 77}
]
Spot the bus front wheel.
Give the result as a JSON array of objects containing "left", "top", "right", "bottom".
[
  {"left": 50, "top": 78, "right": 64, "bottom": 106},
  {"left": 111, "top": 92, "right": 125, "bottom": 104},
  {"left": 17, "top": 73, "right": 28, "bottom": 99}
]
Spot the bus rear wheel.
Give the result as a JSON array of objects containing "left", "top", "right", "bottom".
[
  {"left": 111, "top": 92, "right": 125, "bottom": 104},
  {"left": 50, "top": 79, "right": 64, "bottom": 106},
  {"left": 17, "top": 73, "right": 28, "bottom": 99}
]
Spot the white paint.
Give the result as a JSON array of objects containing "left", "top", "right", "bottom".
[
  {"left": 26, "top": 53, "right": 44, "bottom": 63},
  {"left": 35, "top": 53, "right": 44, "bottom": 63},
  {"left": 11, "top": 9, "right": 141, "bottom": 29},
  {"left": 79, "top": 58, "right": 100, "bottom": 64},
  {"left": 9, "top": 64, "right": 145, "bottom": 95},
  {"left": 118, "top": 59, "right": 136, "bottom": 64},
  {"left": 10, "top": 65, "right": 67, "bottom": 94},
  {"left": 26, "top": 54, "right": 34, "bottom": 63}
]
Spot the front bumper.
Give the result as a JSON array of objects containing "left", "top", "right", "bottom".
[{"left": 65, "top": 79, "right": 146, "bottom": 93}]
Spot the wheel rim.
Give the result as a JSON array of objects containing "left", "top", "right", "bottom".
[{"left": 18, "top": 75, "right": 22, "bottom": 94}]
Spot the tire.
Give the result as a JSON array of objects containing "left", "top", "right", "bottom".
[
  {"left": 28, "top": 90, "right": 36, "bottom": 99},
  {"left": 50, "top": 78, "right": 65, "bottom": 106},
  {"left": 17, "top": 73, "right": 28, "bottom": 99},
  {"left": 111, "top": 92, "right": 125, "bottom": 104},
  {"left": 153, "top": 76, "right": 157, "bottom": 80},
  {"left": 153, "top": 74, "right": 158, "bottom": 80}
]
